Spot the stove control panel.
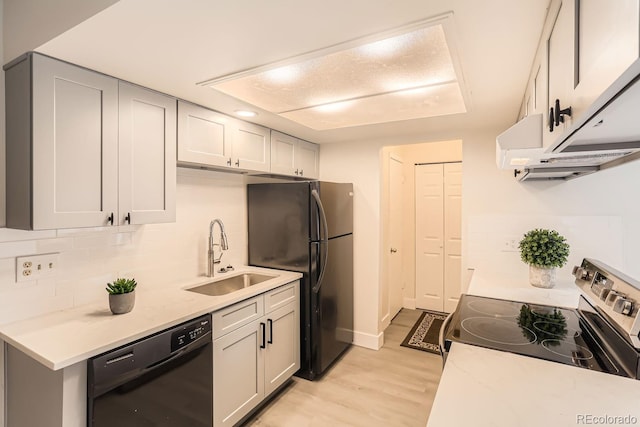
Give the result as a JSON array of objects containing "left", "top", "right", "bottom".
[{"left": 574, "top": 258, "right": 640, "bottom": 349}]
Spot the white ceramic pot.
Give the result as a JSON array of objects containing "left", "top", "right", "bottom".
[
  {"left": 529, "top": 265, "right": 556, "bottom": 288},
  {"left": 109, "top": 290, "right": 136, "bottom": 314}
]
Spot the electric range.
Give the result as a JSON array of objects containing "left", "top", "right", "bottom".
[{"left": 443, "top": 259, "right": 640, "bottom": 379}]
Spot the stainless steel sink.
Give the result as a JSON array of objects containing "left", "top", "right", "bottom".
[{"left": 186, "top": 273, "right": 276, "bottom": 296}]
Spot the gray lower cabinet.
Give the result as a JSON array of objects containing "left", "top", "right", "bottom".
[{"left": 213, "top": 281, "right": 300, "bottom": 427}]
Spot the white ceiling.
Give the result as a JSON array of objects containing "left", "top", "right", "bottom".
[{"left": 36, "top": 0, "right": 550, "bottom": 144}]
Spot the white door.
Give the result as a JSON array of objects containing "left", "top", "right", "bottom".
[
  {"left": 32, "top": 54, "right": 118, "bottom": 229},
  {"left": 118, "top": 82, "right": 176, "bottom": 225},
  {"left": 388, "top": 155, "right": 404, "bottom": 320},
  {"left": 415, "top": 162, "right": 462, "bottom": 312},
  {"left": 415, "top": 164, "right": 445, "bottom": 311},
  {"left": 177, "top": 101, "right": 233, "bottom": 168},
  {"left": 232, "top": 121, "right": 271, "bottom": 172},
  {"left": 443, "top": 163, "right": 462, "bottom": 313}
]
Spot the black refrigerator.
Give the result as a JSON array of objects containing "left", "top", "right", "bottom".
[{"left": 247, "top": 181, "right": 354, "bottom": 380}]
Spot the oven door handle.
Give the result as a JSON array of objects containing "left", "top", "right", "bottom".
[{"left": 439, "top": 312, "right": 454, "bottom": 368}]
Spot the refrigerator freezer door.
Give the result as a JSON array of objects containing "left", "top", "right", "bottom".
[{"left": 311, "top": 182, "right": 354, "bottom": 240}]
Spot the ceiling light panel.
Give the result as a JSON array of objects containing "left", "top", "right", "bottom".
[
  {"left": 202, "top": 15, "right": 467, "bottom": 130},
  {"left": 281, "top": 82, "right": 465, "bottom": 130}
]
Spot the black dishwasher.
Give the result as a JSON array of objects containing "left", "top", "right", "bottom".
[{"left": 88, "top": 314, "right": 213, "bottom": 427}]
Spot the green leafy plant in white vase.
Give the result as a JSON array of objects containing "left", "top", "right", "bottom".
[
  {"left": 519, "top": 229, "right": 570, "bottom": 288},
  {"left": 106, "top": 278, "right": 137, "bottom": 314}
]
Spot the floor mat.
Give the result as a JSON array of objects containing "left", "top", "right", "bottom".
[{"left": 400, "top": 310, "right": 448, "bottom": 354}]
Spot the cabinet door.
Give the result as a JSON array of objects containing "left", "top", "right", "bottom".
[
  {"left": 32, "top": 54, "right": 118, "bottom": 229},
  {"left": 572, "top": 0, "right": 639, "bottom": 119},
  {"left": 270, "top": 130, "right": 297, "bottom": 176},
  {"left": 232, "top": 121, "right": 271, "bottom": 172},
  {"left": 296, "top": 140, "right": 319, "bottom": 179},
  {"left": 213, "top": 321, "right": 265, "bottom": 427},
  {"left": 544, "top": 0, "right": 576, "bottom": 147},
  {"left": 118, "top": 82, "right": 177, "bottom": 225},
  {"left": 177, "top": 101, "right": 233, "bottom": 168},
  {"left": 264, "top": 302, "right": 299, "bottom": 396}
]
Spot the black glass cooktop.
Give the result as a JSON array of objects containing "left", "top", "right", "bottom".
[{"left": 445, "top": 294, "right": 628, "bottom": 376}]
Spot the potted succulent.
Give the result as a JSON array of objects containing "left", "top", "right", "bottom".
[
  {"left": 106, "top": 278, "right": 137, "bottom": 314},
  {"left": 519, "top": 228, "right": 570, "bottom": 288}
]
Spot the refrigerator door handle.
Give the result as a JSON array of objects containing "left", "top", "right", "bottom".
[{"left": 311, "top": 189, "right": 329, "bottom": 293}]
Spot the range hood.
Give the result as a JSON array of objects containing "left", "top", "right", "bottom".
[{"left": 497, "top": 57, "right": 640, "bottom": 181}]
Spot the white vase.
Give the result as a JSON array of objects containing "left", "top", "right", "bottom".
[
  {"left": 109, "top": 290, "right": 136, "bottom": 314},
  {"left": 529, "top": 265, "right": 556, "bottom": 288}
]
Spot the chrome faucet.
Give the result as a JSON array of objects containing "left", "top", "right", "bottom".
[{"left": 208, "top": 219, "right": 229, "bottom": 277}]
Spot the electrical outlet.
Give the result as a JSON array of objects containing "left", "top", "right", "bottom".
[
  {"left": 16, "top": 253, "right": 59, "bottom": 283},
  {"left": 502, "top": 237, "right": 520, "bottom": 252}
]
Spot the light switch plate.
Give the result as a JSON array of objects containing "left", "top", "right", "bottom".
[{"left": 16, "top": 253, "right": 59, "bottom": 282}]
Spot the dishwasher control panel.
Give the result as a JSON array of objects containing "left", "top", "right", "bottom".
[{"left": 171, "top": 315, "right": 212, "bottom": 352}]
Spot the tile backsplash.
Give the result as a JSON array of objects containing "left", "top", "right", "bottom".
[{"left": 0, "top": 168, "right": 248, "bottom": 325}]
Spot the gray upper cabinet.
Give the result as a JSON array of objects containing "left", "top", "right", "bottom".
[
  {"left": 519, "top": 0, "right": 640, "bottom": 149},
  {"left": 119, "top": 82, "right": 177, "bottom": 225},
  {"left": 4, "top": 53, "right": 176, "bottom": 230},
  {"left": 177, "top": 102, "right": 270, "bottom": 173},
  {"left": 6, "top": 53, "right": 119, "bottom": 230},
  {"left": 177, "top": 101, "right": 233, "bottom": 168},
  {"left": 231, "top": 120, "right": 271, "bottom": 173},
  {"left": 270, "top": 130, "right": 319, "bottom": 179},
  {"left": 545, "top": 0, "right": 575, "bottom": 146},
  {"left": 572, "top": 0, "right": 639, "bottom": 120}
]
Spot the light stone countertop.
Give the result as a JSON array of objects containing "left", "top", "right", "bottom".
[
  {"left": 0, "top": 266, "right": 302, "bottom": 370},
  {"left": 427, "top": 271, "right": 640, "bottom": 427}
]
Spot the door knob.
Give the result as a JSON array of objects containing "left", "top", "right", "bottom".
[{"left": 390, "top": 248, "right": 398, "bottom": 253}]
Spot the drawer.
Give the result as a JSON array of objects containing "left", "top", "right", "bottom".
[
  {"left": 213, "top": 295, "right": 264, "bottom": 339},
  {"left": 264, "top": 281, "right": 299, "bottom": 314}
]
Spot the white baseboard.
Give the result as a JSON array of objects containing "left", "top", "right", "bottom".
[
  {"left": 352, "top": 330, "right": 384, "bottom": 350},
  {"left": 403, "top": 298, "right": 416, "bottom": 309}
]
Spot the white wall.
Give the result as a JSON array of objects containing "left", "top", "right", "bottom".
[
  {"left": 3, "top": 0, "right": 118, "bottom": 63},
  {"left": 321, "top": 127, "right": 640, "bottom": 348},
  {"left": 462, "top": 130, "right": 638, "bottom": 283},
  {"left": 0, "top": 168, "right": 248, "bottom": 325},
  {"left": 320, "top": 140, "right": 383, "bottom": 348}
]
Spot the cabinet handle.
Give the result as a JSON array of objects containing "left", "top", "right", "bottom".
[
  {"left": 554, "top": 99, "right": 572, "bottom": 126},
  {"left": 107, "top": 213, "right": 114, "bottom": 225},
  {"left": 124, "top": 213, "right": 131, "bottom": 225},
  {"left": 260, "top": 322, "right": 266, "bottom": 349},
  {"left": 294, "top": 169, "right": 299, "bottom": 175},
  {"left": 299, "top": 169, "right": 303, "bottom": 176},
  {"left": 267, "top": 319, "right": 273, "bottom": 344},
  {"left": 548, "top": 106, "right": 555, "bottom": 132},
  {"left": 235, "top": 159, "right": 240, "bottom": 167},
  {"left": 226, "top": 158, "right": 232, "bottom": 166}
]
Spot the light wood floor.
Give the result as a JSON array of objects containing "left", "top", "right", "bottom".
[{"left": 244, "top": 309, "right": 442, "bottom": 427}]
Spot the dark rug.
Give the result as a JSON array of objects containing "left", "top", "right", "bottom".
[{"left": 400, "top": 310, "right": 448, "bottom": 354}]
